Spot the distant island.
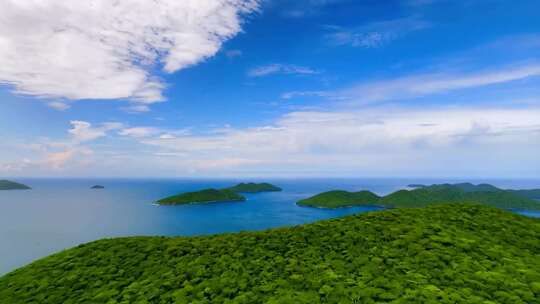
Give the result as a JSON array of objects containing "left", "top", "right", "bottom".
[
  {"left": 408, "top": 182, "right": 540, "bottom": 200},
  {"left": 299, "top": 183, "right": 540, "bottom": 210},
  {"left": 0, "top": 180, "right": 31, "bottom": 190},
  {"left": 158, "top": 188, "right": 246, "bottom": 205},
  {"left": 2, "top": 204, "right": 539, "bottom": 303},
  {"left": 297, "top": 190, "right": 380, "bottom": 208},
  {"left": 157, "top": 182, "right": 281, "bottom": 205},
  {"left": 91, "top": 185, "right": 105, "bottom": 189},
  {"left": 226, "top": 182, "right": 282, "bottom": 193}
]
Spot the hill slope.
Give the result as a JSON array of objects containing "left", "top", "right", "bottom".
[
  {"left": 0, "top": 180, "right": 30, "bottom": 190},
  {"left": 1, "top": 204, "right": 539, "bottom": 303}
]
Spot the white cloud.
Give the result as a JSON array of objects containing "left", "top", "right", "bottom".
[
  {"left": 340, "top": 64, "right": 540, "bottom": 103},
  {"left": 248, "top": 64, "right": 320, "bottom": 77},
  {"left": 326, "top": 17, "right": 429, "bottom": 48},
  {"left": 69, "top": 120, "right": 122, "bottom": 142},
  {"left": 118, "top": 127, "right": 159, "bottom": 138},
  {"left": 47, "top": 101, "right": 70, "bottom": 111},
  {"left": 0, "top": 0, "right": 258, "bottom": 109},
  {"left": 132, "top": 106, "right": 540, "bottom": 176}
]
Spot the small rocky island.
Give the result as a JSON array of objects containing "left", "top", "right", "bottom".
[
  {"left": 226, "top": 182, "right": 282, "bottom": 193},
  {"left": 299, "top": 183, "right": 540, "bottom": 210},
  {"left": 91, "top": 185, "right": 105, "bottom": 189},
  {"left": 0, "top": 180, "right": 31, "bottom": 190},
  {"left": 158, "top": 189, "right": 246, "bottom": 205}
]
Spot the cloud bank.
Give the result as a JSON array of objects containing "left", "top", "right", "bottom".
[{"left": 0, "top": 0, "right": 259, "bottom": 110}]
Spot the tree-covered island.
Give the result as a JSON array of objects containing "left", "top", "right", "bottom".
[
  {"left": 158, "top": 188, "right": 246, "bottom": 205},
  {"left": 299, "top": 183, "right": 540, "bottom": 210},
  {"left": 226, "top": 182, "right": 282, "bottom": 193},
  {"left": 0, "top": 180, "right": 31, "bottom": 190}
]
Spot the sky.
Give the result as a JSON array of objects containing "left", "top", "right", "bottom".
[{"left": 0, "top": 0, "right": 539, "bottom": 178}]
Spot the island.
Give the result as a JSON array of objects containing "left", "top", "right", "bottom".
[
  {"left": 297, "top": 190, "right": 380, "bottom": 208},
  {"left": 0, "top": 180, "right": 31, "bottom": 190},
  {"left": 1, "top": 204, "right": 539, "bottom": 303},
  {"left": 407, "top": 182, "right": 540, "bottom": 200},
  {"left": 298, "top": 183, "right": 540, "bottom": 210},
  {"left": 157, "top": 188, "right": 246, "bottom": 205},
  {"left": 91, "top": 185, "right": 105, "bottom": 189},
  {"left": 226, "top": 182, "right": 282, "bottom": 193}
]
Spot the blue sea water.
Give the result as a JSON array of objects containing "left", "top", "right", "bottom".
[{"left": 0, "top": 178, "right": 539, "bottom": 275}]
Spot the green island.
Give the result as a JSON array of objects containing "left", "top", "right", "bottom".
[
  {"left": 226, "top": 182, "right": 282, "bottom": 193},
  {"left": 0, "top": 180, "right": 31, "bottom": 190},
  {"left": 408, "top": 182, "right": 540, "bottom": 200},
  {"left": 158, "top": 188, "right": 246, "bottom": 205},
  {"left": 299, "top": 183, "right": 540, "bottom": 210},
  {"left": 297, "top": 190, "right": 380, "bottom": 208},
  {"left": 1, "top": 204, "right": 539, "bottom": 303}
]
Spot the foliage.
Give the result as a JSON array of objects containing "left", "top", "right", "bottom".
[
  {"left": 0, "top": 179, "right": 31, "bottom": 190},
  {"left": 297, "top": 190, "right": 380, "bottom": 208},
  {"left": 1, "top": 204, "right": 539, "bottom": 303},
  {"left": 509, "top": 189, "right": 540, "bottom": 200},
  {"left": 226, "top": 182, "right": 282, "bottom": 193},
  {"left": 158, "top": 189, "right": 245, "bottom": 205},
  {"left": 299, "top": 184, "right": 540, "bottom": 210}
]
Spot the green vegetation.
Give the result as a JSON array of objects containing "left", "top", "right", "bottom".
[
  {"left": 91, "top": 185, "right": 105, "bottom": 189},
  {"left": 297, "top": 190, "right": 380, "bottom": 208},
  {"left": 0, "top": 180, "right": 30, "bottom": 190},
  {"left": 226, "top": 182, "right": 282, "bottom": 193},
  {"left": 509, "top": 189, "right": 540, "bottom": 200},
  {"left": 409, "top": 182, "right": 540, "bottom": 200},
  {"left": 1, "top": 204, "right": 539, "bottom": 303},
  {"left": 299, "top": 183, "right": 540, "bottom": 210},
  {"left": 158, "top": 188, "right": 246, "bottom": 205}
]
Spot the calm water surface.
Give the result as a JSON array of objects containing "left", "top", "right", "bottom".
[{"left": 1, "top": 178, "right": 539, "bottom": 275}]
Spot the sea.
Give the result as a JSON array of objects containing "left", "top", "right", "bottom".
[{"left": 1, "top": 178, "right": 539, "bottom": 276}]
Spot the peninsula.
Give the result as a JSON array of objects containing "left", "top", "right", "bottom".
[
  {"left": 1, "top": 204, "right": 538, "bottom": 303},
  {"left": 0, "top": 180, "right": 31, "bottom": 190},
  {"left": 226, "top": 182, "right": 282, "bottom": 193},
  {"left": 158, "top": 188, "right": 246, "bottom": 205},
  {"left": 299, "top": 183, "right": 540, "bottom": 210}
]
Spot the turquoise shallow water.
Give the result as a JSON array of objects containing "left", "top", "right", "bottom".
[{"left": 0, "top": 178, "right": 539, "bottom": 275}]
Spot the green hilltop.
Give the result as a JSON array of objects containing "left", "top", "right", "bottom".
[
  {"left": 299, "top": 183, "right": 540, "bottom": 210},
  {"left": 1, "top": 204, "right": 539, "bottom": 303},
  {"left": 0, "top": 180, "right": 31, "bottom": 190},
  {"left": 158, "top": 189, "right": 246, "bottom": 205},
  {"left": 226, "top": 182, "right": 282, "bottom": 193}
]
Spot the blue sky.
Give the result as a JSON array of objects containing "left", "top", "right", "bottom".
[{"left": 0, "top": 0, "right": 539, "bottom": 177}]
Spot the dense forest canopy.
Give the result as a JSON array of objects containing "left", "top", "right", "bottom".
[{"left": 1, "top": 204, "right": 539, "bottom": 303}]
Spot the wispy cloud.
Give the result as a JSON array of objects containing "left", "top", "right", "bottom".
[
  {"left": 339, "top": 64, "right": 540, "bottom": 103},
  {"left": 0, "top": 0, "right": 259, "bottom": 110},
  {"left": 325, "top": 17, "right": 430, "bottom": 48},
  {"left": 248, "top": 64, "right": 320, "bottom": 77},
  {"left": 69, "top": 121, "right": 123, "bottom": 143}
]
